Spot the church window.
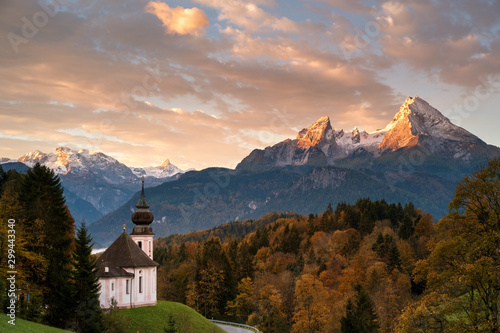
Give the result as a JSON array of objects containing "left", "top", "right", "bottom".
[
  {"left": 139, "top": 276, "right": 143, "bottom": 293},
  {"left": 126, "top": 280, "right": 129, "bottom": 294},
  {"left": 138, "top": 241, "right": 142, "bottom": 249},
  {"left": 111, "top": 283, "right": 114, "bottom": 291}
]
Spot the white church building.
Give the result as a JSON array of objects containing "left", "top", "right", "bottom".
[{"left": 96, "top": 178, "right": 159, "bottom": 308}]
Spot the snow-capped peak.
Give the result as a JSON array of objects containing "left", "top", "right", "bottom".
[
  {"left": 379, "top": 96, "right": 480, "bottom": 151},
  {"left": 131, "top": 158, "right": 183, "bottom": 179},
  {"left": 17, "top": 146, "right": 130, "bottom": 176},
  {"left": 296, "top": 116, "right": 333, "bottom": 148}
]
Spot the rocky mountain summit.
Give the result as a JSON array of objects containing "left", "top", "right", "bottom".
[
  {"left": 238, "top": 96, "right": 498, "bottom": 173},
  {"left": 131, "top": 159, "right": 184, "bottom": 179}
]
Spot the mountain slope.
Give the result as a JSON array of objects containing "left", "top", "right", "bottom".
[
  {"left": 89, "top": 96, "right": 500, "bottom": 245},
  {"left": 9, "top": 147, "right": 186, "bottom": 224},
  {"left": 89, "top": 163, "right": 453, "bottom": 246}
]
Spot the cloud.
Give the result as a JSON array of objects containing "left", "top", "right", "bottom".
[
  {"left": 1, "top": 0, "right": 499, "bottom": 169},
  {"left": 195, "top": 0, "right": 298, "bottom": 33},
  {"left": 145, "top": 1, "right": 209, "bottom": 36}
]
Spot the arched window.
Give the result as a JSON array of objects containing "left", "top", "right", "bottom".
[
  {"left": 138, "top": 241, "right": 142, "bottom": 249},
  {"left": 139, "top": 276, "right": 143, "bottom": 293},
  {"left": 149, "top": 241, "right": 152, "bottom": 257}
]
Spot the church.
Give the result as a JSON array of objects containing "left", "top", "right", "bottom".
[{"left": 96, "top": 178, "right": 159, "bottom": 308}]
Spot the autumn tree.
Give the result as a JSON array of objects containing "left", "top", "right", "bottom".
[
  {"left": 247, "top": 284, "right": 288, "bottom": 332},
  {"left": 226, "top": 277, "right": 256, "bottom": 322},
  {"left": 0, "top": 179, "right": 47, "bottom": 320},
  {"left": 292, "top": 274, "right": 330, "bottom": 333},
  {"left": 399, "top": 159, "right": 500, "bottom": 332}
]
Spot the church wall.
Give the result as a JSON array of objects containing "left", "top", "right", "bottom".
[{"left": 98, "top": 276, "right": 133, "bottom": 309}]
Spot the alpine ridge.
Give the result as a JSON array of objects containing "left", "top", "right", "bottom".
[
  {"left": 238, "top": 96, "right": 498, "bottom": 172},
  {"left": 90, "top": 96, "right": 500, "bottom": 246},
  {"left": 3, "top": 147, "right": 185, "bottom": 226}
]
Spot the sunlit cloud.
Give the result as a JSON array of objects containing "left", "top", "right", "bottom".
[
  {"left": 145, "top": 1, "right": 209, "bottom": 36},
  {"left": 0, "top": 0, "right": 499, "bottom": 169}
]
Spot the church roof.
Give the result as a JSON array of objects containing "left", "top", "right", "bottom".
[
  {"left": 96, "top": 262, "right": 134, "bottom": 278},
  {"left": 96, "top": 232, "right": 158, "bottom": 275}
]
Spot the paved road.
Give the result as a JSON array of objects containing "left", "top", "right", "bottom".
[{"left": 216, "top": 323, "right": 255, "bottom": 333}]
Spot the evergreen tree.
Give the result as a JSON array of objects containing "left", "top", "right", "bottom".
[
  {"left": 0, "top": 165, "right": 7, "bottom": 191},
  {"left": 341, "top": 286, "right": 380, "bottom": 333},
  {"left": 398, "top": 214, "right": 414, "bottom": 240},
  {"left": 355, "top": 287, "right": 380, "bottom": 332},
  {"left": 72, "top": 223, "right": 103, "bottom": 333},
  {"left": 340, "top": 299, "right": 357, "bottom": 333},
  {"left": 19, "top": 163, "right": 75, "bottom": 328},
  {"left": 387, "top": 242, "right": 402, "bottom": 272},
  {"left": 307, "top": 213, "right": 316, "bottom": 236},
  {"left": 164, "top": 315, "right": 177, "bottom": 333},
  {"left": 280, "top": 225, "right": 301, "bottom": 254}
]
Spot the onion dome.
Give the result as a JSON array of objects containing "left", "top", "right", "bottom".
[{"left": 131, "top": 177, "right": 154, "bottom": 235}]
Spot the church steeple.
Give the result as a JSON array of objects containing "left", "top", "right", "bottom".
[
  {"left": 131, "top": 177, "right": 155, "bottom": 260},
  {"left": 136, "top": 176, "right": 150, "bottom": 209},
  {"left": 131, "top": 176, "right": 154, "bottom": 226}
]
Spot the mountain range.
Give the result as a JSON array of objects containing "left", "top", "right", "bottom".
[
  {"left": 85, "top": 96, "right": 500, "bottom": 246},
  {"left": 0, "top": 147, "right": 185, "bottom": 225},
  {"left": 2, "top": 96, "right": 499, "bottom": 246}
]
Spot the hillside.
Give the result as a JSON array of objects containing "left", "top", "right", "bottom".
[
  {"left": 154, "top": 197, "right": 430, "bottom": 332},
  {"left": 119, "top": 300, "right": 225, "bottom": 333},
  {"left": 0, "top": 301, "right": 224, "bottom": 333},
  {"left": 0, "top": 317, "right": 69, "bottom": 332}
]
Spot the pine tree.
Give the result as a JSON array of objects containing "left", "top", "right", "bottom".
[
  {"left": 387, "top": 242, "right": 402, "bottom": 272},
  {"left": 398, "top": 214, "right": 414, "bottom": 240},
  {"left": 72, "top": 223, "right": 103, "bottom": 333},
  {"left": 355, "top": 287, "right": 380, "bottom": 332},
  {"left": 341, "top": 286, "right": 380, "bottom": 333},
  {"left": 340, "top": 299, "right": 356, "bottom": 333},
  {"left": 164, "top": 315, "right": 177, "bottom": 333},
  {"left": 20, "top": 163, "right": 75, "bottom": 328}
]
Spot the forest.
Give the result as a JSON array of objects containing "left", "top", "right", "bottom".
[
  {"left": 0, "top": 159, "right": 499, "bottom": 332},
  {"left": 154, "top": 159, "right": 500, "bottom": 332}
]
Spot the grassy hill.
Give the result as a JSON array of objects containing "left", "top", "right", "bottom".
[
  {"left": 1, "top": 301, "right": 224, "bottom": 333},
  {"left": 0, "top": 317, "right": 68, "bottom": 332},
  {"left": 120, "top": 301, "right": 225, "bottom": 333}
]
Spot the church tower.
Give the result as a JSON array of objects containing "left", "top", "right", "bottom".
[{"left": 131, "top": 177, "right": 154, "bottom": 259}]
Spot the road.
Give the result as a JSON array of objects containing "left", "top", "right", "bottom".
[{"left": 216, "top": 323, "right": 256, "bottom": 333}]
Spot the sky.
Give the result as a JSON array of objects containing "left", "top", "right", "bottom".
[{"left": 1, "top": 0, "right": 499, "bottom": 170}]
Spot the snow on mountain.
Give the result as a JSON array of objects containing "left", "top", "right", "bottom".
[
  {"left": 131, "top": 159, "right": 183, "bottom": 178},
  {"left": 17, "top": 147, "right": 185, "bottom": 181},
  {"left": 238, "top": 95, "right": 495, "bottom": 171},
  {"left": 379, "top": 96, "right": 480, "bottom": 151},
  {"left": 18, "top": 147, "right": 136, "bottom": 181},
  {"left": 0, "top": 157, "right": 16, "bottom": 164}
]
